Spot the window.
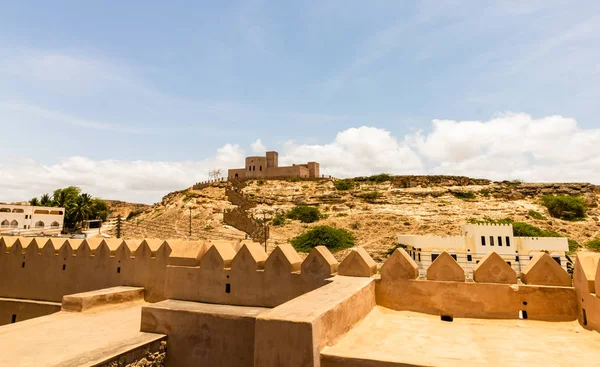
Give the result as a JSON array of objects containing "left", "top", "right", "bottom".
[
  {"left": 490, "top": 236, "right": 494, "bottom": 246},
  {"left": 467, "top": 254, "right": 472, "bottom": 262},
  {"left": 515, "top": 255, "right": 520, "bottom": 262},
  {"left": 225, "top": 283, "right": 231, "bottom": 293},
  {"left": 12, "top": 209, "right": 24, "bottom": 213},
  {"left": 10, "top": 220, "right": 18, "bottom": 228},
  {"left": 248, "top": 167, "right": 251, "bottom": 171},
  {"left": 0, "top": 220, "right": 8, "bottom": 228},
  {"left": 51, "top": 221, "right": 60, "bottom": 228},
  {"left": 418, "top": 253, "right": 421, "bottom": 262},
  {"left": 498, "top": 236, "right": 502, "bottom": 246},
  {"left": 450, "top": 254, "right": 457, "bottom": 261},
  {"left": 552, "top": 256, "right": 561, "bottom": 266},
  {"left": 35, "top": 221, "right": 44, "bottom": 228},
  {"left": 431, "top": 253, "right": 439, "bottom": 262},
  {"left": 260, "top": 166, "right": 262, "bottom": 171},
  {"left": 481, "top": 236, "right": 486, "bottom": 246},
  {"left": 506, "top": 236, "right": 510, "bottom": 246}
]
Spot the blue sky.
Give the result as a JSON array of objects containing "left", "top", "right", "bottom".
[{"left": 1, "top": 1, "right": 599, "bottom": 203}]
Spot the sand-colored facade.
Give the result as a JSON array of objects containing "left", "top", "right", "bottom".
[
  {"left": 0, "top": 204, "right": 65, "bottom": 235},
  {"left": 0, "top": 234, "right": 599, "bottom": 367},
  {"left": 399, "top": 223, "right": 569, "bottom": 276},
  {"left": 228, "top": 151, "right": 320, "bottom": 180}
]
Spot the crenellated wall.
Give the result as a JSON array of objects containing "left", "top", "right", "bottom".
[
  {"left": 376, "top": 248, "right": 578, "bottom": 321},
  {"left": 574, "top": 253, "right": 600, "bottom": 332}
]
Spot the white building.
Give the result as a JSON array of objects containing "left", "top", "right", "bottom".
[
  {"left": 398, "top": 223, "right": 569, "bottom": 277},
  {"left": 0, "top": 204, "right": 65, "bottom": 235}
]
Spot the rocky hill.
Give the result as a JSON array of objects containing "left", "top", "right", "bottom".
[{"left": 106, "top": 176, "right": 600, "bottom": 261}]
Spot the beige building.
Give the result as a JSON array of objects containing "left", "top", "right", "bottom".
[
  {"left": 0, "top": 204, "right": 65, "bottom": 235},
  {"left": 227, "top": 151, "right": 320, "bottom": 180},
  {"left": 399, "top": 223, "right": 569, "bottom": 276}
]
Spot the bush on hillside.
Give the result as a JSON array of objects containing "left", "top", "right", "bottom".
[
  {"left": 334, "top": 179, "right": 354, "bottom": 191},
  {"left": 290, "top": 225, "right": 355, "bottom": 252},
  {"left": 527, "top": 210, "right": 545, "bottom": 220},
  {"left": 541, "top": 195, "right": 586, "bottom": 221},
  {"left": 586, "top": 239, "right": 600, "bottom": 251},
  {"left": 272, "top": 215, "right": 286, "bottom": 226},
  {"left": 568, "top": 239, "right": 580, "bottom": 253},
  {"left": 367, "top": 174, "right": 393, "bottom": 183},
  {"left": 358, "top": 192, "right": 380, "bottom": 202},
  {"left": 452, "top": 191, "right": 476, "bottom": 200},
  {"left": 126, "top": 209, "right": 144, "bottom": 221},
  {"left": 286, "top": 205, "right": 322, "bottom": 223}
]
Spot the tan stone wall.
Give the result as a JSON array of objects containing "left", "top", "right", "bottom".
[
  {"left": 0, "top": 298, "right": 61, "bottom": 326},
  {"left": 0, "top": 237, "right": 171, "bottom": 303},
  {"left": 141, "top": 301, "right": 267, "bottom": 367},
  {"left": 165, "top": 244, "right": 336, "bottom": 308},
  {"left": 574, "top": 253, "right": 600, "bottom": 332},
  {"left": 254, "top": 277, "right": 376, "bottom": 367},
  {"left": 376, "top": 278, "right": 577, "bottom": 321}
]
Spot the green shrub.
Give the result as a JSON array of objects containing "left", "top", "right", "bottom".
[
  {"left": 586, "top": 239, "right": 600, "bottom": 251},
  {"left": 385, "top": 243, "right": 407, "bottom": 256},
  {"left": 302, "top": 185, "right": 309, "bottom": 189},
  {"left": 289, "top": 176, "right": 301, "bottom": 182},
  {"left": 505, "top": 179, "right": 523, "bottom": 187},
  {"left": 568, "top": 239, "right": 580, "bottom": 253},
  {"left": 336, "top": 213, "right": 348, "bottom": 217},
  {"left": 527, "top": 210, "right": 545, "bottom": 220},
  {"left": 452, "top": 191, "right": 476, "bottom": 200},
  {"left": 272, "top": 215, "right": 286, "bottom": 226},
  {"left": 286, "top": 205, "right": 322, "bottom": 223},
  {"left": 126, "top": 209, "right": 144, "bottom": 221},
  {"left": 203, "top": 225, "right": 214, "bottom": 231},
  {"left": 367, "top": 174, "right": 392, "bottom": 183},
  {"left": 334, "top": 179, "right": 354, "bottom": 191},
  {"left": 290, "top": 225, "right": 355, "bottom": 252},
  {"left": 257, "top": 180, "right": 265, "bottom": 185},
  {"left": 541, "top": 195, "right": 586, "bottom": 221},
  {"left": 350, "top": 221, "right": 360, "bottom": 230},
  {"left": 359, "top": 192, "right": 380, "bottom": 202},
  {"left": 479, "top": 189, "right": 490, "bottom": 197},
  {"left": 183, "top": 190, "right": 199, "bottom": 202}
]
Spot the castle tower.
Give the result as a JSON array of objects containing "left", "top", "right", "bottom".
[{"left": 266, "top": 151, "right": 278, "bottom": 168}]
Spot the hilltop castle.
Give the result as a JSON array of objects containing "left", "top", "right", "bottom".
[{"left": 227, "top": 151, "right": 320, "bottom": 180}]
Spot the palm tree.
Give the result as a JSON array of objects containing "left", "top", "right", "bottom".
[
  {"left": 29, "top": 197, "right": 40, "bottom": 206},
  {"left": 40, "top": 193, "right": 52, "bottom": 206},
  {"left": 72, "top": 193, "right": 93, "bottom": 228}
]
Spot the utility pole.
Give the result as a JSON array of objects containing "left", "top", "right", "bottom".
[
  {"left": 116, "top": 215, "right": 122, "bottom": 239},
  {"left": 189, "top": 207, "right": 192, "bottom": 237},
  {"left": 263, "top": 211, "right": 268, "bottom": 253}
]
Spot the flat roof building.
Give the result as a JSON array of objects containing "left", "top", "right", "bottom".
[
  {"left": 399, "top": 223, "right": 569, "bottom": 277},
  {"left": 0, "top": 204, "right": 65, "bottom": 235}
]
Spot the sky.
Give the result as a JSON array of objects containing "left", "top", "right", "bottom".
[{"left": 1, "top": 0, "right": 599, "bottom": 204}]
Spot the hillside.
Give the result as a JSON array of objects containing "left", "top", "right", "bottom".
[{"left": 107, "top": 176, "right": 600, "bottom": 261}]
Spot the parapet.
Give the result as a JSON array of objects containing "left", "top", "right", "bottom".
[
  {"left": 521, "top": 253, "right": 571, "bottom": 286},
  {"left": 301, "top": 246, "right": 339, "bottom": 279},
  {"left": 338, "top": 247, "right": 377, "bottom": 277},
  {"left": 576, "top": 253, "right": 600, "bottom": 293},
  {"left": 264, "top": 244, "right": 302, "bottom": 275},
  {"left": 426, "top": 251, "right": 465, "bottom": 282},
  {"left": 380, "top": 248, "right": 418, "bottom": 280},
  {"left": 473, "top": 252, "right": 517, "bottom": 284}
]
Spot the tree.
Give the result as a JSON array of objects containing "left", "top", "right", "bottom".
[
  {"left": 29, "top": 197, "right": 39, "bottom": 206},
  {"left": 40, "top": 193, "right": 52, "bottom": 206},
  {"left": 73, "top": 193, "right": 93, "bottom": 225}
]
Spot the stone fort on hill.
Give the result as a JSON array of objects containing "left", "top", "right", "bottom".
[
  {"left": 228, "top": 151, "right": 320, "bottom": 180},
  {"left": 1, "top": 231, "right": 600, "bottom": 366}
]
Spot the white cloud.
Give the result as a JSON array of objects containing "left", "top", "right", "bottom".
[
  {"left": 0, "top": 144, "right": 244, "bottom": 204},
  {"left": 250, "top": 139, "right": 266, "bottom": 153},
  {"left": 280, "top": 126, "right": 424, "bottom": 177},
  {"left": 1, "top": 113, "right": 598, "bottom": 205}
]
